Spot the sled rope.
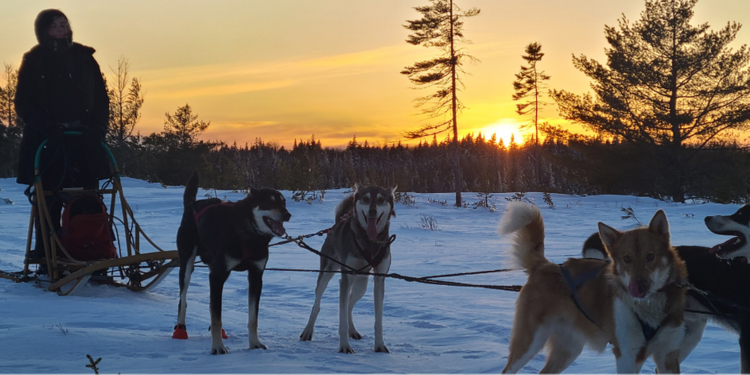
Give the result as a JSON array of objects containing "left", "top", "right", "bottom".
[
  {"left": 282, "top": 234, "right": 375, "bottom": 273},
  {"left": 682, "top": 280, "right": 750, "bottom": 317},
  {"left": 280, "top": 235, "right": 523, "bottom": 292},
  {"left": 271, "top": 228, "right": 518, "bottom": 278},
  {"left": 268, "top": 228, "right": 332, "bottom": 247},
  {"left": 208, "top": 226, "right": 750, "bottom": 297},
  {"left": 418, "top": 268, "right": 517, "bottom": 279},
  {"left": 263, "top": 266, "right": 523, "bottom": 292}
]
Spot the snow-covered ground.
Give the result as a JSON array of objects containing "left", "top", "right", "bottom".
[{"left": 0, "top": 177, "right": 743, "bottom": 373}]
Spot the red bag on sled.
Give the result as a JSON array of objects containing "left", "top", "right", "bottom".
[{"left": 60, "top": 194, "right": 117, "bottom": 260}]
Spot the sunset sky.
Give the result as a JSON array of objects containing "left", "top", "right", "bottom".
[{"left": 1, "top": 0, "right": 748, "bottom": 148}]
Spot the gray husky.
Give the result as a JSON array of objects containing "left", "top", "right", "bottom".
[{"left": 300, "top": 184, "right": 397, "bottom": 353}]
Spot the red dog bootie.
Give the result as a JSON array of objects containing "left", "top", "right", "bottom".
[
  {"left": 208, "top": 326, "right": 228, "bottom": 339},
  {"left": 172, "top": 324, "right": 188, "bottom": 339}
]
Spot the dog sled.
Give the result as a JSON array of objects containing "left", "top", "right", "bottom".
[{"left": 2, "top": 132, "right": 178, "bottom": 296}]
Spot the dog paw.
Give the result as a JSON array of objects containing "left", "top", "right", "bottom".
[
  {"left": 249, "top": 342, "right": 267, "bottom": 350},
  {"left": 172, "top": 325, "right": 188, "bottom": 339},
  {"left": 349, "top": 330, "right": 362, "bottom": 340},
  {"left": 300, "top": 329, "right": 313, "bottom": 341},
  {"left": 211, "top": 345, "right": 229, "bottom": 355},
  {"left": 338, "top": 345, "right": 355, "bottom": 354},
  {"left": 374, "top": 345, "right": 390, "bottom": 353}
]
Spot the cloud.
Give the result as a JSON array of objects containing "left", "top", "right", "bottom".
[
  {"left": 151, "top": 79, "right": 297, "bottom": 99},
  {"left": 297, "top": 44, "right": 415, "bottom": 69},
  {"left": 138, "top": 44, "right": 426, "bottom": 100}
]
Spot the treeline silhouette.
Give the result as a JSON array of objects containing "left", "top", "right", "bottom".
[
  {"left": 2, "top": 119, "right": 749, "bottom": 203},
  {"left": 110, "top": 132, "right": 750, "bottom": 204}
]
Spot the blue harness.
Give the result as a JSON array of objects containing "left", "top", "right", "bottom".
[
  {"left": 559, "top": 264, "right": 605, "bottom": 329},
  {"left": 559, "top": 262, "right": 660, "bottom": 341}
]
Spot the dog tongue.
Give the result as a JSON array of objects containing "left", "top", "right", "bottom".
[
  {"left": 271, "top": 219, "right": 286, "bottom": 236},
  {"left": 628, "top": 280, "right": 646, "bottom": 298},
  {"left": 366, "top": 217, "right": 379, "bottom": 241}
]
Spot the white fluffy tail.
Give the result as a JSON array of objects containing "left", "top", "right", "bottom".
[{"left": 498, "top": 202, "right": 547, "bottom": 273}]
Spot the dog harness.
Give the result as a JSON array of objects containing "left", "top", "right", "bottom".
[
  {"left": 354, "top": 234, "right": 397, "bottom": 269},
  {"left": 636, "top": 279, "right": 689, "bottom": 341},
  {"left": 560, "top": 263, "right": 607, "bottom": 330},
  {"left": 640, "top": 321, "right": 658, "bottom": 342},
  {"left": 337, "top": 210, "right": 396, "bottom": 270},
  {"left": 193, "top": 200, "right": 232, "bottom": 223},
  {"left": 561, "top": 261, "right": 675, "bottom": 341}
]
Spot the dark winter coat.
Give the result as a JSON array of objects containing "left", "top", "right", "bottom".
[{"left": 15, "top": 42, "right": 110, "bottom": 186}]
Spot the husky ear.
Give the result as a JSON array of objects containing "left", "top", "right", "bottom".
[
  {"left": 390, "top": 185, "right": 398, "bottom": 195},
  {"left": 597, "top": 222, "right": 621, "bottom": 253},
  {"left": 648, "top": 209, "right": 670, "bottom": 240},
  {"left": 248, "top": 187, "right": 259, "bottom": 197},
  {"left": 354, "top": 183, "right": 362, "bottom": 192}
]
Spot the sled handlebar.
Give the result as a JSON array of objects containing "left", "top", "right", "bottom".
[{"left": 34, "top": 131, "right": 118, "bottom": 175}]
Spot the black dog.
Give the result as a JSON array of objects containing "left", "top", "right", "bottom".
[
  {"left": 582, "top": 205, "right": 750, "bottom": 372},
  {"left": 172, "top": 171, "right": 291, "bottom": 354}
]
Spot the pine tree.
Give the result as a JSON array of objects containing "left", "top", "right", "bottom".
[
  {"left": 513, "top": 42, "right": 550, "bottom": 188},
  {"left": 512, "top": 42, "right": 550, "bottom": 147},
  {"left": 0, "top": 63, "right": 22, "bottom": 177},
  {"left": 551, "top": 0, "right": 750, "bottom": 202},
  {"left": 402, "top": 0, "right": 480, "bottom": 207},
  {"left": 163, "top": 103, "right": 210, "bottom": 149}
]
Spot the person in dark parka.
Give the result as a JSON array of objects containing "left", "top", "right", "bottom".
[
  {"left": 15, "top": 9, "right": 110, "bottom": 189},
  {"left": 15, "top": 9, "right": 110, "bottom": 259}
]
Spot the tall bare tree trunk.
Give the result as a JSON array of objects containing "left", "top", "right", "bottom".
[
  {"left": 450, "top": 0, "right": 462, "bottom": 207},
  {"left": 533, "top": 62, "right": 540, "bottom": 188},
  {"left": 668, "top": 13, "right": 685, "bottom": 203}
]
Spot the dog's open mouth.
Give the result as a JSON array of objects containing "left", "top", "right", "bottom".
[
  {"left": 709, "top": 231, "right": 746, "bottom": 257},
  {"left": 263, "top": 217, "right": 286, "bottom": 237},
  {"left": 363, "top": 211, "right": 384, "bottom": 241}
]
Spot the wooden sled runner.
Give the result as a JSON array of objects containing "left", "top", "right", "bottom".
[{"left": 4, "top": 132, "right": 177, "bottom": 295}]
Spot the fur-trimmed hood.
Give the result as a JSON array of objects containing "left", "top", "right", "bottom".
[{"left": 34, "top": 9, "right": 73, "bottom": 50}]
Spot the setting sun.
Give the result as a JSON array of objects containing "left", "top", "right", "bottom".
[{"left": 475, "top": 118, "right": 529, "bottom": 146}]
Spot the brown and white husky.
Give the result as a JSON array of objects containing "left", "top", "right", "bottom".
[{"left": 498, "top": 202, "right": 688, "bottom": 373}]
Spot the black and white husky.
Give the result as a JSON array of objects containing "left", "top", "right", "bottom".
[
  {"left": 172, "top": 171, "right": 291, "bottom": 354},
  {"left": 300, "top": 184, "right": 397, "bottom": 353},
  {"left": 582, "top": 205, "right": 750, "bottom": 372}
]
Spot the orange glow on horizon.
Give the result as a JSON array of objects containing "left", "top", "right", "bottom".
[{"left": 474, "top": 118, "right": 529, "bottom": 147}]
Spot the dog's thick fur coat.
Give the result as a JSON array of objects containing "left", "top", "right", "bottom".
[
  {"left": 300, "top": 184, "right": 396, "bottom": 354},
  {"left": 499, "top": 202, "right": 687, "bottom": 373},
  {"left": 583, "top": 204, "right": 750, "bottom": 372},
  {"left": 173, "top": 171, "right": 291, "bottom": 354}
]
